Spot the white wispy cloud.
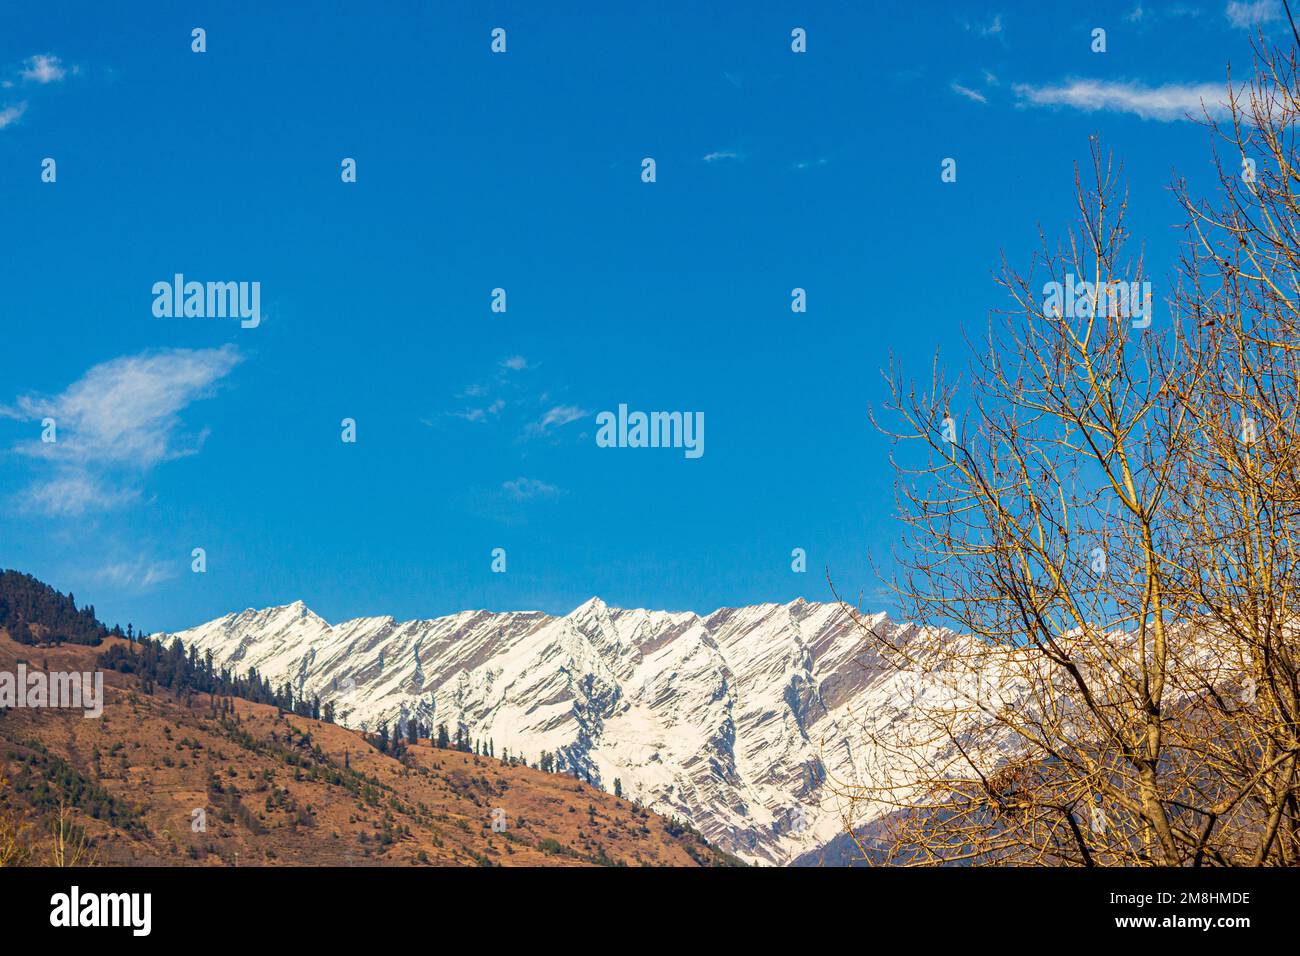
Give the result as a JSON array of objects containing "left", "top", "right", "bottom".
[
  {"left": 965, "top": 13, "right": 1004, "bottom": 37},
  {"left": 24, "top": 474, "right": 138, "bottom": 516},
  {"left": 527, "top": 405, "right": 589, "bottom": 436},
  {"left": 2, "top": 346, "right": 242, "bottom": 515},
  {"left": 1013, "top": 78, "right": 1230, "bottom": 121},
  {"left": 0, "top": 102, "right": 27, "bottom": 130},
  {"left": 1123, "top": 3, "right": 1203, "bottom": 23},
  {"left": 20, "top": 54, "right": 67, "bottom": 84},
  {"left": 951, "top": 82, "right": 988, "bottom": 103},
  {"left": 440, "top": 362, "right": 589, "bottom": 444},
  {"left": 1226, "top": 0, "right": 1282, "bottom": 28},
  {"left": 93, "top": 557, "right": 176, "bottom": 591},
  {"left": 501, "top": 477, "right": 561, "bottom": 501},
  {"left": 452, "top": 398, "right": 505, "bottom": 422},
  {"left": 703, "top": 150, "right": 742, "bottom": 163}
]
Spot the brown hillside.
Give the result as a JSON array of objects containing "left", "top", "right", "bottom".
[{"left": 0, "top": 633, "right": 741, "bottom": 867}]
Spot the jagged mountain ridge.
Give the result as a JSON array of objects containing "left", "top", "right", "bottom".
[{"left": 158, "top": 596, "right": 978, "bottom": 865}]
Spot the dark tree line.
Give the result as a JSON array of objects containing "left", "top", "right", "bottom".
[
  {"left": 0, "top": 570, "right": 123, "bottom": 646},
  {"left": 98, "top": 636, "right": 326, "bottom": 721}
]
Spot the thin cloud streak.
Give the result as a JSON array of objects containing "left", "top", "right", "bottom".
[
  {"left": 526, "top": 405, "right": 589, "bottom": 437},
  {"left": 1014, "top": 78, "right": 1231, "bottom": 121},
  {"left": 951, "top": 82, "right": 988, "bottom": 104}
]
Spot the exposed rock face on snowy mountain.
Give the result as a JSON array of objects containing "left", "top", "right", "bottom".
[{"left": 158, "top": 597, "right": 1001, "bottom": 865}]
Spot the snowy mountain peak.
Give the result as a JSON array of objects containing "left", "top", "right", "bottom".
[
  {"left": 157, "top": 596, "right": 989, "bottom": 865},
  {"left": 229, "top": 599, "right": 318, "bottom": 624}
]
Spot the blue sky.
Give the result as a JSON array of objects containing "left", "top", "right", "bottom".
[{"left": 0, "top": 1, "right": 1285, "bottom": 631}]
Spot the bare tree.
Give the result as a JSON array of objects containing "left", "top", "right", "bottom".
[
  {"left": 48, "top": 798, "right": 98, "bottom": 867},
  {"left": 833, "top": 38, "right": 1300, "bottom": 866}
]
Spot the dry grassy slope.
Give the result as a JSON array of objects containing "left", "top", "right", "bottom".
[{"left": 0, "top": 634, "right": 741, "bottom": 867}]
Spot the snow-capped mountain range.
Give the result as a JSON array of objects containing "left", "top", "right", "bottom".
[{"left": 158, "top": 597, "right": 998, "bottom": 865}]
